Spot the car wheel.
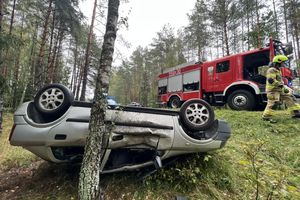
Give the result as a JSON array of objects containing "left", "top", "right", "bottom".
[
  {"left": 180, "top": 99, "right": 215, "bottom": 131},
  {"left": 34, "top": 84, "right": 74, "bottom": 116},
  {"left": 227, "top": 90, "right": 255, "bottom": 111},
  {"left": 168, "top": 96, "right": 181, "bottom": 108}
]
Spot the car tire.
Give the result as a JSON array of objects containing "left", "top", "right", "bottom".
[
  {"left": 180, "top": 99, "right": 215, "bottom": 131},
  {"left": 168, "top": 96, "right": 181, "bottom": 108},
  {"left": 227, "top": 90, "right": 255, "bottom": 111},
  {"left": 34, "top": 84, "right": 74, "bottom": 116}
]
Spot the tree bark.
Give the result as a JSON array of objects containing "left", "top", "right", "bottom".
[
  {"left": 46, "top": 10, "right": 56, "bottom": 84},
  {"left": 272, "top": 0, "right": 278, "bottom": 38},
  {"left": 0, "top": 0, "right": 4, "bottom": 32},
  {"left": 12, "top": 10, "right": 24, "bottom": 109},
  {"left": 255, "top": 0, "right": 261, "bottom": 48},
  {"left": 2, "top": 0, "right": 17, "bottom": 78},
  {"left": 29, "top": 21, "right": 39, "bottom": 96},
  {"left": 78, "top": 0, "right": 120, "bottom": 199},
  {"left": 80, "top": 0, "right": 98, "bottom": 101},
  {"left": 9, "top": 0, "right": 16, "bottom": 34},
  {"left": 246, "top": 9, "right": 250, "bottom": 50},
  {"left": 34, "top": 0, "right": 53, "bottom": 91},
  {"left": 223, "top": 21, "right": 229, "bottom": 56},
  {"left": 53, "top": 31, "right": 64, "bottom": 83},
  {"left": 0, "top": 0, "right": 3, "bottom": 132},
  {"left": 49, "top": 28, "right": 63, "bottom": 83},
  {"left": 71, "top": 42, "right": 78, "bottom": 90}
]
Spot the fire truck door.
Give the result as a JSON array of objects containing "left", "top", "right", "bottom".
[{"left": 213, "top": 60, "right": 233, "bottom": 91}]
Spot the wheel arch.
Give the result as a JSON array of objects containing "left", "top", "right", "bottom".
[
  {"left": 224, "top": 82, "right": 260, "bottom": 100},
  {"left": 167, "top": 94, "right": 182, "bottom": 102}
]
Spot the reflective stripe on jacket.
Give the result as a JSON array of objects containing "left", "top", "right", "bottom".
[{"left": 266, "top": 67, "right": 283, "bottom": 92}]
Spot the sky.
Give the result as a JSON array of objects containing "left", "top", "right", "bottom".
[{"left": 79, "top": 0, "right": 196, "bottom": 58}]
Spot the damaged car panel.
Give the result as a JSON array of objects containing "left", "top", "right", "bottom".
[{"left": 10, "top": 84, "right": 231, "bottom": 173}]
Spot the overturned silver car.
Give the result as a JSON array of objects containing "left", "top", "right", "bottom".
[{"left": 10, "top": 84, "right": 231, "bottom": 174}]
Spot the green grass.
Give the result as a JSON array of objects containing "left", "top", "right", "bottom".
[
  {"left": 0, "top": 110, "right": 300, "bottom": 200},
  {"left": 0, "top": 113, "right": 38, "bottom": 170}
]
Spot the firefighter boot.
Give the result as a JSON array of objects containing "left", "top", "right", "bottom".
[{"left": 262, "top": 117, "right": 277, "bottom": 123}]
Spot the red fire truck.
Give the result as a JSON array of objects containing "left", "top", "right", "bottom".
[{"left": 158, "top": 38, "right": 295, "bottom": 110}]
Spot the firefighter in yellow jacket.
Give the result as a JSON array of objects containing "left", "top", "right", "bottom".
[{"left": 262, "top": 55, "right": 300, "bottom": 122}]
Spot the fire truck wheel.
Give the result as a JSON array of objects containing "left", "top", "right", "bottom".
[
  {"left": 227, "top": 90, "right": 255, "bottom": 111},
  {"left": 168, "top": 96, "right": 181, "bottom": 108},
  {"left": 180, "top": 99, "right": 215, "bottom": 131}
]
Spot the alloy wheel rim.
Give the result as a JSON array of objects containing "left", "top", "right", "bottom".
[
  {"left": 39, "top": 88, "right": 64, "bottom": 111},
  {"left": 185, "top": 103, "right": 209, "bottom": 126}
]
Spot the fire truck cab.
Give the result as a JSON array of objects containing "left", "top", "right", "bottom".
[{"left": 158, "top": 38, "right": 295, "bottom": 110}]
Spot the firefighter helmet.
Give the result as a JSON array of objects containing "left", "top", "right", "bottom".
[{"left": 272, "top": 55, "right": 288, "bottom": 63}]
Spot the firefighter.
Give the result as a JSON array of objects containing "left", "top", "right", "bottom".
[{"left": 262, "top": 55, "right": 300, "bottom": 122}]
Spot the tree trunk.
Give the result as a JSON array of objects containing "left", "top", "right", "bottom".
[
  {"left": 80, "top": 0, "right": 98, "bottom": 101},
  {"left": 12, "top": 10, "right": 24, "bottom": 109},
  {"left": 53, "top": 31, "right": 64, "bottom": 83},
  {"left": 283, "top": 0, "right": 289, "bottom": 43},
  {"left": 2, "top": 0, "right": 17, "bottom": 78},
  {"left": 0, "top": 0, "right": 3, "bottom": 132},
  {"left": 294, "top": 25, "right": 300, "bottom": 60},
  {"left": 49, "top": 28, "right": 63, "bottom": 83},
  {"left": 71, "top": 42, "right": 78, "bottom": 90},
  {"left": 75, "top": 70, "right": 82, "bottom": 100},
  {"left": 255, "top": 0, "right": 261, "bottom": 48},
  {"left": 34, "top": 0, "right": 53, "bottom": 91},
  {"left": 78, "top": 0, "right": 120, "bottom": 199},
  {"left": 0, "top": 0, "right": 4, "bottom": 32},
  {"left": 272, "top": 0, "right": 278, "bottom": 38},
  {"left": 223, "top": 21, "right": 229, "bottom": 56},
  {"left": 29, "top": 22, "right": 39, "bottom": 96},
  {"left": 9, "top": 0, "right": 16, "bottom": 34},
  {"left": 46, "top": 10, "right": 56, "bottom": 84},
  {"left": 247, "top": 10, "right": 250, "bottom": 50}
]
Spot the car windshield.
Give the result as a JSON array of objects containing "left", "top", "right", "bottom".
[{"left": 106, "top": 96, "right": 118, "bottom": 106}]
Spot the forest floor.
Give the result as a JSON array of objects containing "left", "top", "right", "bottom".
[{"left": 0, "top": 110, "right": 300, "bottom": 200}]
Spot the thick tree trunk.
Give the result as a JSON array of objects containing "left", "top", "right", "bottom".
[
  {"left": 34, "top": 0, "right": 53, "bottom": 91},
  {"left": 78, "top": 0, "right": 120, "bottom": 199},
  {"left": 0, "top": 98, "right": 2, "bottom": 134},
  {"left": 80, "top": 0, "right": 98, "bottom": 101},
  {"left": 0, "top": 0, "right": 4, "bottom": 130}
]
